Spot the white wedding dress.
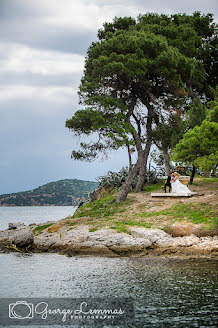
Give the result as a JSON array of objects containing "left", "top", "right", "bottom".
[{"left": 171, "top": 179, "right": 193, "bottom": 194}]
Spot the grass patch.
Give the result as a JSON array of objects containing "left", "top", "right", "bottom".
[
  {"left": 89, "top": 227, "right": 99, "bottom": 232},
  {"left": 193, "top": 176, "right": 218, "bottom": 185},
  {"left": 113, "top": 220, "right": 152, "bottom": 228},
  {"left": 143, "top": 182, "right": 162, "bottom": 193},
  {"left": 73, "top": 194, "right": 133, "bottom": 219},
  {"left": 139, "top": 203, "right": 217, "bottom": 225},
  {"left": 33, "top": 223, "right": 53, "bottom": 235},
  {"left": 109, "top": 225, "right": 130, "bottom": 234},
  {"left": 67, "top": 222, "right": 77, "bottom": 226},
  {"left": 108, "top": 219, "right": 152, "bottom": 234}
]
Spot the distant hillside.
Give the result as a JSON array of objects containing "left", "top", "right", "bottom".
[{"left": 0, "top": 179, "right": 98, "bottom": 206}]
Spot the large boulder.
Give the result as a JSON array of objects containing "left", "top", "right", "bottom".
[
  {"left": 130, "top": 228, "right": 172, "bottom": 243},
  {"left": 10, "top": 228, "right": 34, "bottom": 247},
  {"left": 8, "top": 222, "right": 26, "bottom": 230}
]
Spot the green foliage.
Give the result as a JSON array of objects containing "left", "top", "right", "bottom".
[
  {"left": 90, "top": 167, "right": 138, "bottom": 201},
  {"left": 195, "top": 152, "right": 218, "bottom": 172},
  {"left": 206, "top": 105, "right": 218, "bottom": 123},
  {"left": 185, "top": 98, "right": 208, "bottom": 129},
  {"left": 172, "top": 101, "right": 218, "bottom": 172},
  {"left": 33, "top": 223, "right": 53, "bottom": 235},
  {"left": 109, "top": 220, "right": 152, "bottom": 234},
  {"left": 97, "top": 167, "right": 129, "bottom": 188},
  {"left": 89, "top": 227, "right": 98, "bottom": 232},
  {"left": 143, "top": 182, "right": 162, "bottom": 192},
  {"left": 152, "top": 114, "right": 186, "bottom": 150},
  {"left": 66, "top": 12, "right": 217, "bottom": 164},
  {"left": 73, "top": 194, "right": 133, "bottom": 219}
]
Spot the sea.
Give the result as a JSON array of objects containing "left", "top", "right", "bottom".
[
  {"left": 0, "top": 207, "right": 218, "bottom": 327},
  {"left": 0, "top": 206, "right": 77, "bottom": 230}
]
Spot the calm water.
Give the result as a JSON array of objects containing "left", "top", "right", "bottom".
[
  {"left": 0, "top": 206, "right": 77, "bottom": 230},
  {"left": 0, "top": 208, "right": 217, "bottom": 327},
  {"left": 0, "top": 254, "right": 217, "bottom": 327}
]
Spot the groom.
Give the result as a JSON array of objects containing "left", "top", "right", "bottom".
[{"left": 164, "top": 172, "right": 174, "bottom": 193}]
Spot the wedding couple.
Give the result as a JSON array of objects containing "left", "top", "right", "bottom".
[{"left": 170, "top": 172, "right": 193, "bottom": 195}]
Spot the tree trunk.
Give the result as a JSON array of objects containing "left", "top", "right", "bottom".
[
  {"left": 135, "top": 107, "right": 153, "bottom": 192},
  {"left": 135, "top": 159, "right": 146, "bottom": 192},
  {"left": 116, "top": 160, "right": 140, "bottom": 203},
  {"left": 190, "top": 165, "right": 196, "bottom": 184},
  {"left": 127, "top": 145, "right": 132, "bottom": 171},
  {"left": 135, "top": 140, "right": 152, "bottom": 192},
  {"left": 163, "top": 147, "right": 171, "bottom": 176}
]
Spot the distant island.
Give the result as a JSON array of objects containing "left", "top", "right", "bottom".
[{"left": 0, "top": 179, "right": 98, "bottom": 206}]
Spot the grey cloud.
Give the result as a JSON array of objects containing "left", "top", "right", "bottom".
[
  {"left": 0, "top": 0, "right": 45, "bottom": 19},
  {"left": 0, "top": 71, "right": 82, "bottom": 87},
  {"left": 91, "top": 0, "right": 217, "bottom": 15},
  {"left": 0, "top": 97, "right": 128, "bottom": 194},
  {"left": 1, "top": 0, "right": 216, "bottom": 57},
  {"left": 0, "top": 0, "right": 97, "bottom": 55},
  {"left": 0, "top": 0, "right": 217, "bottom": 195},
  {"left": 0, "top": 19, "right": 96, "bottom": 55}
]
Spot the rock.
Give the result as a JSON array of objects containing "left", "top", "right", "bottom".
[
  {"left": 130, "top": 228, "right": 171, "bottom": 243},
  {"left": 34, "top": 234, "right": 60, "bottom": 250},
  {"left": 155, "top": 238, "right": 175, "bottom": 247},
  {"left": 167, "top": 222, "right": 204, "bottom": 237},
  {"left": 87, "top": 229, "right": 152, "bottom": 248},
  {"left": 171, "top": 234, "right": 201, "bottom": 247},
  {"left": 1, "top": 221, "right": 218, "bottom": 256},
  {"left": 68, "top": 243, "right": 115, "bottom": 256},
  {"left": 8, "top": 222, "right": 26, "bottom": 230},
  {"left": 10, "top": 228, "right": 34, "bottom": 247},
  {"left": 80, "top": 229, "right": 153, "bottom": 255},
  {"left": 0, "top": 230, "right": 12, "bottom": 242},
  {"left": 200, "top": 236, "right": 213, "bottom": 242},
  {"left": 156, "top": 234, "right": 201, "bottom": 248}
]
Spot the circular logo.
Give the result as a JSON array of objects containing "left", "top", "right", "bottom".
[{"left": 10, "top": 301, "right": 32, "bottom": 319}]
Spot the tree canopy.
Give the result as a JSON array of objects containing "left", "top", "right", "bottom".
[
  {"left": 172, "top": 102, "right": 218, "bottom": 172},
  {"left": 66, "top": 12, "right": 218, "bottom": 201}
]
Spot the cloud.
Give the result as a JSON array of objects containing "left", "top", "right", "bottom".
[
  {"left": 0, "top": 84, "right": 77, "bottom": 104},
  {"left": 0, "top": 43, "right": 84, "bottom": 103},
  {"left": 0, "top": 0, "right": 140, "bottom": 54},
  {"left": 0, "top": 0, "right": 217, "bottom": 195},
  {"left": 1, "top": 0, "right": 216, "bottom": 57},
  {"left": 0, "top": 43, "right": 85, "bottom": 75}
]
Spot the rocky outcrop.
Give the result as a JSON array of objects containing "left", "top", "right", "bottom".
[
  {"left": 0, "top": 223, "right": 217, "bottom": 257},
  {"left": 10, "top": 228, "right": 34, "bottom": 247},
  {"left": 31, "top": 225, "right": 218, "bottom": 257},
  {"left": 8, "top": 222, "right": 26, "bottom": 230},
  {"left": 0, "top": 222, "right": 34, "bottom": 250}
]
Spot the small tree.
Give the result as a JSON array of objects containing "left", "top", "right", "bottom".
[{"left": 172, "top": 103, "right": 218, "bottom": 175}]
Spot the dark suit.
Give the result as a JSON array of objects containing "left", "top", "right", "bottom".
[{"left": 164, "top": 176, "right": 172, "bottom": 193}]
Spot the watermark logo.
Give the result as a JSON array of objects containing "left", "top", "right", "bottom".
[
  {"left": 9, "top": 301, "right": 34, "bottom": 319},
  {"left": 0, "top": 298, "right": 134, "bottom": 325}
]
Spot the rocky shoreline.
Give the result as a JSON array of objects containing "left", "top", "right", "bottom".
[{"left": 0, "top": 222, "right": 217, "bottom": 258}]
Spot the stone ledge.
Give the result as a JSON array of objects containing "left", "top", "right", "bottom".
[{"left": 151, "top": 192, "right": 197, "bottom": 197}]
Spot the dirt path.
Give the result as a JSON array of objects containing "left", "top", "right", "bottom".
[{"left": 127, "top": 179, "right": 218, "bottom": 214}]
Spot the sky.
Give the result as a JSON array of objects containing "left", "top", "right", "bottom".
[{"left": 0, "top": 0, "right": 217, "bottom": 194}]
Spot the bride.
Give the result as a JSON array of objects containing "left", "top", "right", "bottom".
[{"left": 171, "top": 172, "right": 193, "bottom": 194}]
